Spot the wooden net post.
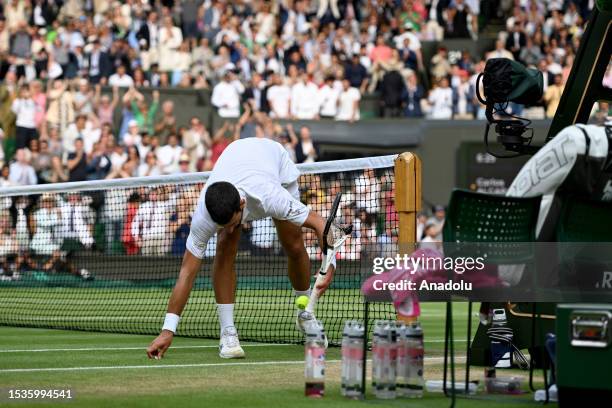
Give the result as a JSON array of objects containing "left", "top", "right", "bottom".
[{"left": 395, "top": 152, "right": 422, "bottom": 254}]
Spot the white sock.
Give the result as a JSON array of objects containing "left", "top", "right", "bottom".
[
  {"left": 294, "top": 287, "right": 311, "bottom": 297},
  {"left": 217, "top": 303, "right": 235, "bottom": 336}
]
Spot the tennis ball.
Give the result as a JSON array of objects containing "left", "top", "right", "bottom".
[{"left": 295, "top": 295, "right": 309, "bottom": 310}]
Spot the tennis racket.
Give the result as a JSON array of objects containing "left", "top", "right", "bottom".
[{"left": 305, "top": 192, "right": 352, "bottom": 314}]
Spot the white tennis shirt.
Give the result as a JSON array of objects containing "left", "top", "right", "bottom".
[{"left": 186, "top": 138, "right": 310, "bottom": 259}]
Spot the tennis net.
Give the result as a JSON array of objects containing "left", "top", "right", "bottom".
[{"left": 0, "top": 155, "right": 400, "bottom": 345}]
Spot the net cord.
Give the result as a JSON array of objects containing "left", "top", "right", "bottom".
[{"left": 0, "top": 155, "right": 398, "bottom": 197}]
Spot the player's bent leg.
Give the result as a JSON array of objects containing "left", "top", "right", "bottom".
[
  {"left": 273, "top": 219, "right": 327, "bottom": 346},
  {"left": 214, "top": 227, "right": 245, "bottom": 359},
  {"left": 273, "top": 219, "right": 310, "bottom": 292}
]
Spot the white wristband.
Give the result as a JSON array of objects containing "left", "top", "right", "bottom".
[{"left": 162, "top": 313, "right": 180, "bottom": 333}]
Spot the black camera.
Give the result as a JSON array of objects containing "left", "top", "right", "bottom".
[{"left": 476, "top": 58, "right": 543, "bottom": 157}]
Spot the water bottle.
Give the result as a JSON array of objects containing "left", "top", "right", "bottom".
[
  {"left": 344, "top": 321, "right": 365, "bottom": 399},
  {"left": 340, "top": 321, "right": 351, "bottom": 396},
  {"left": 304, "top": 320, "right": 326, "bottom": 398},
  {"left": 405, "top": 321, "right": 424, "bottom": 397},
  {"left": 395, "top": 322, "right": 409, "bottom": 396},
  {"left": 374, "top": 321, "right": 396, "bottom": 399},
  {"left": 371, "top": 320, "right": 385, "bottom": 393}
]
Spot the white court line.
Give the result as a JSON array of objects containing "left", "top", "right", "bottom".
[
  {"left": 0, "top": 360, "right": 338, "bottom": 373},
  {"left": 0, "top": 339, "right": 466, "bottom": 353},
  {"left": 0, "top": 356, "right": 464, "bottom": 373},
  {"left": 0, "top": 344, "right": 294, "bottom": 353}
]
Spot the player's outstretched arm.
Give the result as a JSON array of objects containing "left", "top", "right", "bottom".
[
  {"left": 147, "top": 250, "right": 202, "bottom": 359},
  {"left": 302, "top": 212, "right": 334, "bottom": 295}
]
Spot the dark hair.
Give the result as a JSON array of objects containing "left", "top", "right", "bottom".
[{"left": 205, "top": 182, "right": 241, "bottom": 225}]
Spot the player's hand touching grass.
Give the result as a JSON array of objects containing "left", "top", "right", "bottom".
[{"left": 146, "top": 330, "right": 174, "bottom": 359}]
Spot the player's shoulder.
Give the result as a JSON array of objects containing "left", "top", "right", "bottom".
[{"left": 190, "top": 199, "right": 216, "bottom": 236}]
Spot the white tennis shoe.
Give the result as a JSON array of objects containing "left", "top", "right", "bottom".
[
  {"left": 219, "top": 326, "right": 245, "bottom": 359},
  {"left": 296, "top": 311, "right": 328, "bottom": 349}
]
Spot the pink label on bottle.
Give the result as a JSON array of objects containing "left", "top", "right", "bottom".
[
  {"left": 348, "top": 348, "right": 363, "bottom": 360},
  {"left": 306, "top": 347, "right": 325, "bottom": 380}
]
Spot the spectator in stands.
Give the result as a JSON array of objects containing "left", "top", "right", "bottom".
[
  {"left": 294, "top": 126, "right": 318, "bottom": 164},
  {"left": 127, "top": 89, "right": 160, "bottom": 135},
  {"left": 32, "top": 139, "right": 52, "bottom": 182},
  {"left": 46, "top": 80, "right": 74, "bottom": 136},
  {"left": 544, "top": 74, "right": 565, "bottom": 119},
  {"left": 138, "top": 151, "right": 163, "bottom": 177},
  {"left": 267, "top": 73, "right": 292, "bottom": 119},
  {"left": 344, "top": 53, "right": 369, "bottom": 94},
  {"left": 122, "top": 120, "right": 142, "bottom": 148},
  {"left": 403, "top": 71, "right": 425, "bottom": 118},
  {"left": 443, "top": 0, "right": 471, "bottom": 39},
  {"left": 486, "top": 39, "right": 514, "bottom": 60},
  {"left": 370, "top": 35, "right": 393, "bottom": 65},
  {"left": 291, "top": 73, "right": 320, "bottom": 120},
  {"left": 506, "top": 21, "right": 527, "bottom": 61},
  {"left": 430, "top": 47, "right": 452, "bottom": 80},
  {"left": 59, "top": 192, "right": 94, "bottom": 252},
  {"left": 355, "top": 168, "right": 380, "bottom": 216},
  {"left": 73, "top": 80, "right": 95, "bottom": 117},
  {"left": 154, "top": 100, "right": 178, "bottom": 144},
  {"left": 64, "top": 114, "right": 100, "bottom": 155},
  {"left": 453, "top": 70, "right": 474, "bottom": 119},
  {"left": 131, "top": 187, "right": 172, "bottom": 255},
  {"left": 318, "top": 76, "right": 340, "bottom": 119},
  {"left": 87, "top": 38, "right": 112, "bottom": 84},
  {"left": 30, "top": 80, "right": 46, "bottom": 138},
  {"left": 66, "top": 138, "right": 88, "bottom": 182},
  {"left": 108, "top": 64, "right": 134, "bottom": 88},
  {"left": 427, "top": 205, "right": 446, "bottom": 241},
  {"left": 519, "top": 37, "right": 544, "bottom": 67},
  {"left": 30, "top": 194, "right": 60, "bottom": 267},
  {"left": 182, "top": 117, "right": 211, "bottom": 172},
  {"left": 11, "top": 85, "right": 38, "bottom": 149},
  {"left": 122, "top": 191, "right": 141, "bottom": 255},
  {"left": 156, "top": 133, "right": 183, "bottom": 175},
  {"left": 419, "top": 220, "right": 442, "bottom": 250},
  {"left": 86, "top": 141, "right": 112, "bottom": 181},
  {"left": 427, "top": 77, "right": 453, "bottom": 119},
  {"left": 211, "top": 69, "right": 243, "bottom": 118},
  {"left": 9, "top": 148, "right": 36, "bottom": 186},
  {"left": 398, "top": 38, "right": 419, "bottom": 71},
  {"left": 170, "top": 190, "right": 195, "bottom": 257},
  {"left": 336, "top": 79, "right": 361, "bottom": 122},
  {"left": 95, "top": 86, "right": 119, "bottom": 126}
]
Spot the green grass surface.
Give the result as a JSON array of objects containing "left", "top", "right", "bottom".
[{"left": 0, "top": 303, "right": 553, "bottom": 408}]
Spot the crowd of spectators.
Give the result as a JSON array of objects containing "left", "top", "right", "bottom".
[{"left": 0, "top": 1, "right": 603, "bottom": 178}]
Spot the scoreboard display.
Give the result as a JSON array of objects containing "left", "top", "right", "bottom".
[{"left": 456, "top": 142, "right": 531, "bottom": 194}]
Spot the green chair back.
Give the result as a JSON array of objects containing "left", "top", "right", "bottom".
[{"left": 442, "top": 189, "right": 541, "bottom": 263}]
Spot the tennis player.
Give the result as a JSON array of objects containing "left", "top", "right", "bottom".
[{"left": 147, "top": 137, "right": 341, "bottom": 359}]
